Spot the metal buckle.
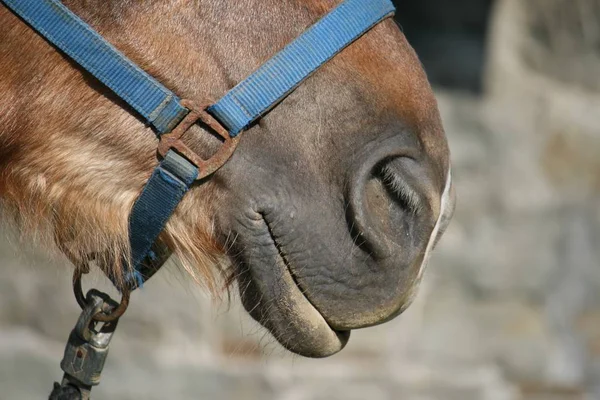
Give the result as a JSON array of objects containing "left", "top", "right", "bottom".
[{"left": 157, "top": 99, "right": 240, "bottom": 180}]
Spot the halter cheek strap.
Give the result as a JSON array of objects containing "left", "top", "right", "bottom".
[{"left": 1, "top": 0, "right": 396, "bottom": 290}]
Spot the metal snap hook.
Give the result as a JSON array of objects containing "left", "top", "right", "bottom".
[{"left": 57, "top": 288, "right": 121, "bottom": 399}]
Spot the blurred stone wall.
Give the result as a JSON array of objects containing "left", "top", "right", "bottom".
[
  {"left": 521, "top": 0, "right": 600, "bottom": 91},
  {"left": 1, "top": 1, "right": 599, "bottom": 399}
]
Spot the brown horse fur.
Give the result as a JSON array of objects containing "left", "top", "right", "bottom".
[{"left": 0, "top": 0, "right": 448, "bottom": 298}]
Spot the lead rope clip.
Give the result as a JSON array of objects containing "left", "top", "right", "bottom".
[{"left": 50, "top": 288, "right": 121, "bottom": 400}]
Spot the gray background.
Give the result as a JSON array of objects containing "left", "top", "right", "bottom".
[{"left": 1, "top": 0, "right": 599, "bottom": 399}]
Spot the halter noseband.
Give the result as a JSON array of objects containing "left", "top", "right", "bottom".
[{"left": 1, "top": 0, "right": 395, "bottom": 290}]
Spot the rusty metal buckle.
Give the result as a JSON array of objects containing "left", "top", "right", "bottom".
[
  {"left": 73, "top": 266, "right": 130, "bottom": 323},
  {"left": 157, "top": 99, "right": 240, "bottom": 180}
]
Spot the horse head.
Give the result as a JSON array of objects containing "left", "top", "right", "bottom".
[{"left": 0, "top": 0, "right": 455, "bottom": 358}]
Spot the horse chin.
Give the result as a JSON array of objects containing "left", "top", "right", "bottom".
[
  {"left": 241, "top": 269, "right": 350, "bottom": 358},
  {"left": 233, "top": 219, "right": 350, "bottom": 358}
]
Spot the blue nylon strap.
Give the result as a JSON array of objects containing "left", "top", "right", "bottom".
[
  {"left": 0, "top": 0, "right": 188, "bottom": 134},
  {"left": 209, "top": 0, "right": 395, "bottom": 136},
  {"left": 1, "top": 0, "right": 395, "bottom": 290},
  {"left": 124, "top": 150, "right": 198, "bottom": 289}
]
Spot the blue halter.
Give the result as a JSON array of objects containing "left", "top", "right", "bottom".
[{"left": 2, "top": 0, "right": 395, "bottom": 290}]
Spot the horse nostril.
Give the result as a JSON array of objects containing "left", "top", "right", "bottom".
[{"left": 347, "top": 156, "right": 433, "bottom": 262}]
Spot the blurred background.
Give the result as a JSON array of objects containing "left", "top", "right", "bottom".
[{"left": 1, "top": 0, "right": 599, "bottom": 399}]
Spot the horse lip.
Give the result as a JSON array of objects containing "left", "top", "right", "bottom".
[
  {"left": 262, "top": 214, "right": 350, "bottom": 334},
  {"left": 236, "top": 213, "right": 350, "bottom": 357},
  {"left": 262, "top": 216, "right": 317, "bottom": 310}
]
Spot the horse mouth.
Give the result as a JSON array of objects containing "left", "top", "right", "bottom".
[{"left": 234, "top": 214, "right": 350, "bottom": 358}]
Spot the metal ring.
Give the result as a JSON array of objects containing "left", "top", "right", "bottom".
[{"left": 72, "top": 267, "right": 130, "bottom": 322}]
